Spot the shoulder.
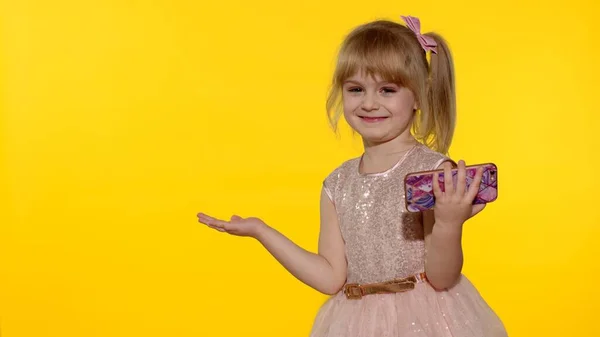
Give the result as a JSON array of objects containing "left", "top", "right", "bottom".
[
  {"left": 323, "top": 157, "right": 359, "bottom": 202},
  {"left": 323, "top": 156, "right": 359, "bottom": 187},
  {"left": 410, "top": 143, "right": 455, "bottom": 171}
]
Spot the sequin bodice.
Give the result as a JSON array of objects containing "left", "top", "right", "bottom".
[{"left": 323, "top": 144, "right": 448, "bottom": 285}]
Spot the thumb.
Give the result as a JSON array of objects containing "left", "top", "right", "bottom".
[
  {"left": 470, "top": 203, "right": 486, "bottom": 217},
  {"left": 230, "top": 215, "right": 243, "bottom": 221}
]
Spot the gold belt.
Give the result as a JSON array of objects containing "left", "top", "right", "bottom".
[{"left": 343, "top": 273, "right": 427, "bottom": 299}]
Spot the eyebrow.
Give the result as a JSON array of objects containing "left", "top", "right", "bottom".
[
  {"left": 343, "top": 80, "right": 397, "bottom": 86},
  {"left": 342, "top": 80, "right": 361, "bottom": 86}
]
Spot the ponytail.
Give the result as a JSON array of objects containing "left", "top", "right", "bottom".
[{"left": 420, "top": 32, "right": 456, "bottom": 155}]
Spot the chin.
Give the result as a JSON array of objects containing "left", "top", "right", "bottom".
[{"left": 356, "top": 129, "right": 393, "bottom": 144}]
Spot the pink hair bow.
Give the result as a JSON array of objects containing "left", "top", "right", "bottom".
[{"left": 401, "top": 15, "right": 437, "bottom": 54}]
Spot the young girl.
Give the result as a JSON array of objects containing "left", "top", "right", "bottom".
[{"left": 197, "top": 15, "right": 508, "bottom": 337}]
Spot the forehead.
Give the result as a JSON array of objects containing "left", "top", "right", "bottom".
[{"left": 344, "top": 71, "right": 397, "bottom": 85}]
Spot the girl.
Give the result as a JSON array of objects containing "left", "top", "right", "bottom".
[{"left": 197, "top": 16, "right": 508, "bottom": 337}]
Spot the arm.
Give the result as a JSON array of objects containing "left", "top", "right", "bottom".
[
  {"left": 422, "top": 160, "right": 485, "bottom": 290},
  {"left": 254, "top": 187, "right": 347, "bottom": 295},
  {"left": 423, "top": 209, "right": 463, "bottom": 290},
  {"left": 197, "top": 187, "right": 347, "bottom": 295}
]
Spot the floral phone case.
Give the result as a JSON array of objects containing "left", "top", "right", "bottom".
[{"left": 404, "top": 163, "right": 498, "bottom": 212}]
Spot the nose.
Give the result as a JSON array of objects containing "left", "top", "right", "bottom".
[{"left": 361, "top": 92, "right": 379, "bottom": 111}]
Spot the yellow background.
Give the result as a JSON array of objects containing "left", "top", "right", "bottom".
[{"left": 1, "top": 0, "right": 598, "bottom": 336}]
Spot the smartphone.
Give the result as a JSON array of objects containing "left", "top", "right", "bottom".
[{"left": 404, "top": 163, "right": 498, "bottom": 212}]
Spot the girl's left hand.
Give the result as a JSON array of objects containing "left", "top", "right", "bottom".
[{"left": 432, "top": 160, "right": 485, "bottom": 229}]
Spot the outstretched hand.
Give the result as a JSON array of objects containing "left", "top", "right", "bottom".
[
  {"left": 197, "top": 213, "right": 266, "bottom": 238},
  {"left": 432, "top": 160, "right": 486, "bottom": 229}
]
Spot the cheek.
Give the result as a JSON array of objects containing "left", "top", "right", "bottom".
[
  {"left": 342, "top": 99, "right": 359, "bottom": 115},
  {"left": 388, "top": 96, "right": 414, "bottom": 117}
]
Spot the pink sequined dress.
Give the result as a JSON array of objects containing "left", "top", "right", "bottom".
[{"left": 310, "top": 143, "right": 507, "bottom": 337}]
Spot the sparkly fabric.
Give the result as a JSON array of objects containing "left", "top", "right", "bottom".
[{"left": 311, "top": 143, "right": 507, "bottom": 337}]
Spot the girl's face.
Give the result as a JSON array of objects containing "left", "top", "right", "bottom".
[{"left": 342, "top": 72, "right": 417, "bottom": 145}]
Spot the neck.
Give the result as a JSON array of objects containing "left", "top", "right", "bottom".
[
  {"left": 358, "top": 132, "right": 418, "bottom": 175},
  {"left": 362, "top": 132, "right": 418, "bottom": 161}
]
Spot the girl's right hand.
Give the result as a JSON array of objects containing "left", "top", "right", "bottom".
[{"left": 197, "top": 213, "right": 267, "bottom": 238}]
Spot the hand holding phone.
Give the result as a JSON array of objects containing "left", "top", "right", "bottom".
[{"left": 404, "top": 163, "right": 498, "bottom": 212}]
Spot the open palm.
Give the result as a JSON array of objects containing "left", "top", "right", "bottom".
[{"left": 197, "top": 213, "right": 265, "bottom": 238}]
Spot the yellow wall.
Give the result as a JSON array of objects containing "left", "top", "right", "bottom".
[{"left": 1, "top": 1, "right": 598, "bottom": 336}]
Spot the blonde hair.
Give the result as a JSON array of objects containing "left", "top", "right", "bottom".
[{"left": 326, "top": 19, "right": 456, "bottom": 154}]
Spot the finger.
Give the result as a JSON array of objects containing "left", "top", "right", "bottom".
[
  {"left": 197, "top": 213, "right": 221, "bottom": 223},
  {"left": 456, "top": 160, "right": 466, "bottom": 196},
  {"left": 197, "top": 213, "right": 229, "bottom": 229},
  {"left": 443, "top": 162, "right": 454, "bottom": 194},
  {"left": 469, "top": 203, "right": 486, "bottom": 219},
  {"left": 432, "top": 171, "right": 442, "bottom": 198},
  {"left": 471, "top": 203, "right": 486, "bottom": 216},
  {"left": 466, "top": 167, "right": 485, "bottom": 201}
]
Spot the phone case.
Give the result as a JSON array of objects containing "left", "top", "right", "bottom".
[{"left": 404, "top": 163, "right": 498, "bottom": 212}]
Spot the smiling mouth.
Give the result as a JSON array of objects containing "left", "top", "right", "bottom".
[{"left": 359, "top": 116, "right": 388, "bottom": 122}]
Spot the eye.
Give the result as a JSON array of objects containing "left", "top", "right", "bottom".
[
  {"left": 345, "top": 87, "right": 363, "bottom": 93},
  {"left": 380, "top": 87, "right": 397, "bottom": 94}
]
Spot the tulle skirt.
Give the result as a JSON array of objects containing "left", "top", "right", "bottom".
[{"left": 310, "top": 275, "right": 507, "bottom": 337}]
